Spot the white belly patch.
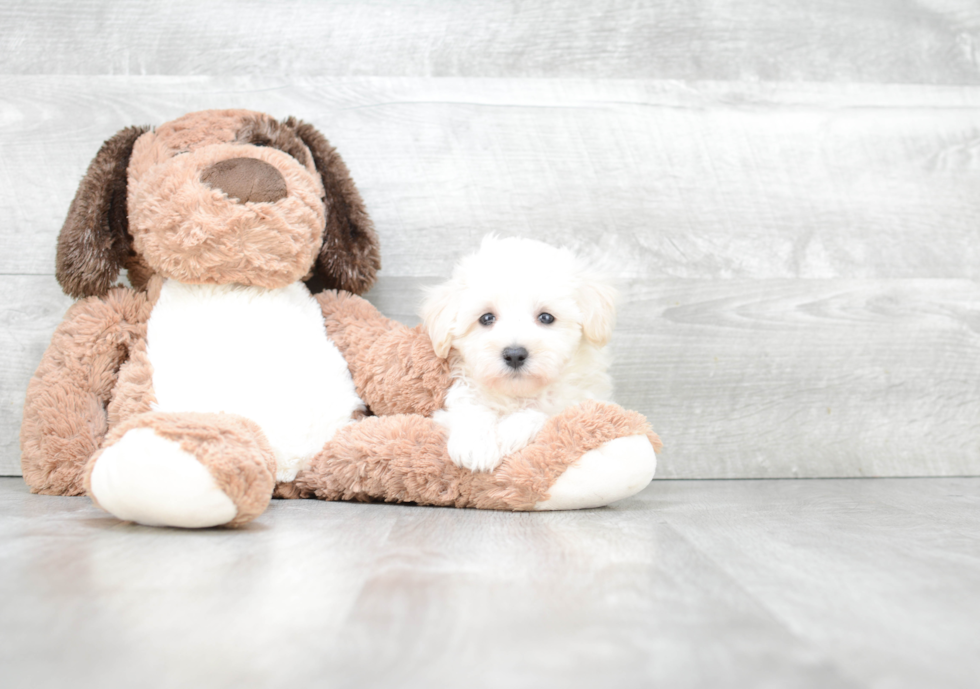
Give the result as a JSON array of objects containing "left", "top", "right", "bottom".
[{"left": 146, "top": 280, "right": 364, "bottom": 482}]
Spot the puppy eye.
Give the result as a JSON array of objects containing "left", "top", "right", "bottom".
[
  {"left": 538, "top": 313, "right": 555, "bottom": 325},
  {"left": 479, "top": 313, "right": 496, "bottom": 326}
]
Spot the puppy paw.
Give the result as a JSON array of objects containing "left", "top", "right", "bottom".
[
  {"left": 435, "top": 407, "right": 506, "bottom": 472},
  {"left": 496, "top": 409, "right": 549, "bottom": 455},
  {"left": 446, "top": 428, "right": 505, "bottom": 473}
]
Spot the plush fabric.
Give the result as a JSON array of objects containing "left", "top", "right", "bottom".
[
  {"left": 128, "top": 110, "right": 247, "bottom": 176},
  {"left": 316, "top": 290, "right": 452, "bottom": 417},
  {"left": 20, "top": 287, "right": 153, "bottom": 494},
  {"left": 288, "top": 117, "right": 380, "bottom": 295},
  {"left": 235, "top": 112, "right": 313, "bottom": 170},
  {"left": 146, "top": 279, "right": 364, "bottom": 484},
  {"left": 107, "top": 337, "right": 156, "bottom": 428},
  {"left": 296, "top": 400, "right": 657, "bottom": 510},
  {"left": 129, "top": 142, "right": 326, "bottom": 288},
  {"left": 201, "top": 157, "right": 288, "bottom": 204},
  {"left": 86, "top": 411, "right": 277, "bottom": 527},
  {"left": 56, "top": 126, "right": 149, "bottom": 299},
  {"left": 21, "top": 109, "right": 662, "bottom": 528},
  {"left": 303, "top": 291, "right": 663, "bottom": 510}
]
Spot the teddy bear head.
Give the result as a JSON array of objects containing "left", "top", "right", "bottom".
[{"left": 55, "top": 109, "right": 380, "bottom": 298}]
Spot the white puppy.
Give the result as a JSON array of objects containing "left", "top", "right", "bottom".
[{"left": 421, "top": 235, "right": 618, "bottom": 472}]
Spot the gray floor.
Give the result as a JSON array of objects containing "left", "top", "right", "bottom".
[{"left": 2, "top": 477, "right": 978, "bottom": 689}]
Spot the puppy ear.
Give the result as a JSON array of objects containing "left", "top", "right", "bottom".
[
  {"left": 421, "top": 280, "right": 460, "bottom": 359},
  {"left": 56, "top": 125, "right": 149, "bottom": 298},
  {"left": 577, "top": 275, "right": 619, "bottom": 347},
  {"left": 286, "top": 117, "right": 380, "bottom": 295}
]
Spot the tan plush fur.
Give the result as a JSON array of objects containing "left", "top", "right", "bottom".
[
  {"left": 23, "top": 108, "right": 662, "bottom": 527},
  {"left": 106, "top": 338, "right": 156, "bottom": 428},
  {"left": 20, "top": 287, "right": 153, "bottom": 495},
  {"left": 295, "top": 401, "right": 657, "bottom": 510},
  {"left": 105, "top": 276, "right": 164, "bottom": 428},
  {"left": 316, "top": 290, "right": 452, "bottom": 416},
  {"left": 128, "top": 110, "right": 249, "bottom": 178},
  {"left": 465, "top": 401, "right": 663, "bottom": 510},
  {"left": 129, "top": 142, "right": 325, "bottom": 288},
  {"left": 85, "top": 412, "right": 278, "bottom": 527}
]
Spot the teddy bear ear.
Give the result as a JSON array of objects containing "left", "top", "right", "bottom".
[
  {"left": 55, "top": 125, "right": 150, "bottom": 299},
  {"left": 285, "top": 117, "right": 381, "bottom": 296}
]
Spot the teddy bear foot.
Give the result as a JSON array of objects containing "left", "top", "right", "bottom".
[
  {"left": 86, "top": 412, "right": 277, "bottom": 528},
  {"left": 533, "top": 434, "right": 657, "bottom": 511},
  {"left": 89, "top": 428, "right": 239, "bottom": 528}
]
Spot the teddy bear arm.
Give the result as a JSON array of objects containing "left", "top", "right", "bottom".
[
  {"left": 316, "top": 290, "right": 452, "bottom": 416},
  {"left": 20, "top": 287, "right": 152, "bottom": 496}
]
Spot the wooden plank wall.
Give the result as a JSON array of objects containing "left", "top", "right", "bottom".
[{"left": 1, "top": 1, "right": 979, "bottom": 478}]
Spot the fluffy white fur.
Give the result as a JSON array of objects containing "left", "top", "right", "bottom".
[
  {"left": 147, "top": 279, "right": 365, "bottom": 482},
  {"left": 422, "top": 236, "right": 618, "bottom": 472}
]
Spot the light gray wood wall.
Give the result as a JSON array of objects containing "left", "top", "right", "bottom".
[{"left": 2, "top": 1, "right": 979, "bottom": 478}]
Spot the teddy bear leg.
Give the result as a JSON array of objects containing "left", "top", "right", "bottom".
[
  {"left": 531, "top": 434, "right": 657, "bottom": 510},
  {"left": 85, "top": 412, "right": 277, "bottom": 528},
  {"left": 295, "top": 414, "right": 465, "bottom": 507},
  {"left": 296, "top": 400, "right": 660, "bottom": 511},
  {"left": 457, "top": 399, "right": 661, "bottom": 511}
]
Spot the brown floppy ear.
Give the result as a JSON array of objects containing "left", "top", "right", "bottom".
[
  {"left": 55, "top": 125, "right": 149, "bottom": 299},
  {"left": 285, "top": 117, "right": 380, "bottom": 295}
]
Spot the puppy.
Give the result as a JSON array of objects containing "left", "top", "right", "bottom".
[{"left": 421, "top": 235, "right": 619, "bottom": 472}]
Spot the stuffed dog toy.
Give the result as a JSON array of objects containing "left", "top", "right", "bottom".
[{"left": 20, "top": 109, "right": 661, "bottom": 528}]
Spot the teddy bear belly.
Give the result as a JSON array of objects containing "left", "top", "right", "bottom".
[{"left": 145, "top": 280, "right": 364, "bottom": 482}]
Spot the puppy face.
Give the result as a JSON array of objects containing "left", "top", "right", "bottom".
[
  {"left": 127, "top": 110, "right": 326, "bottom": 289},
  {"left": 422, "top": 237, "right": 617, "bottom": 398}
]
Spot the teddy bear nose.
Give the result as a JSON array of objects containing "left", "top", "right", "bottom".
[
  {"left": 502, "top": 346, "right": 529, "bottom": 369},
  {"left": 201, "top": 157, "right": 287, "bottom": 204}
]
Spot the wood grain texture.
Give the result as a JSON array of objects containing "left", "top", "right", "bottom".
[
  {"left": 2, "top": 477, "right": 978, "bottom": 688},
  {"left": 3, "top": 76, "right": 980, "bottom": 280},
  {"left": 649, "top": 479, "right": 980, "bottom": 689},
  {"left": 1, "top": 0, "right": 979, "bottom": 84},
  {"left": 3, "top": 34, "right": 979, "bottom": 479},
  {"left": 619, "top": 278, "right": 980, "bottom": 479}
]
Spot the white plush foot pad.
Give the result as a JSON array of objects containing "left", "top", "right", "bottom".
[
  {"left": 89, "top": 428, "right": 238, "bottom": 528},
  {"left": 533, "top": 435, "right": 657, "bottom": 511}
]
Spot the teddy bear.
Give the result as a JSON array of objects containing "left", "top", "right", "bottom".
[{"left": 19, "top": 109, "right": 661, "bottom": 528}]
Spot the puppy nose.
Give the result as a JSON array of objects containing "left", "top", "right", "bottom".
[
  {"left": 502, "top": 346, "right": 529, "bottom": 369},
  {"left": 201, "top": 157, "right": 287, "bottom": 204}
]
